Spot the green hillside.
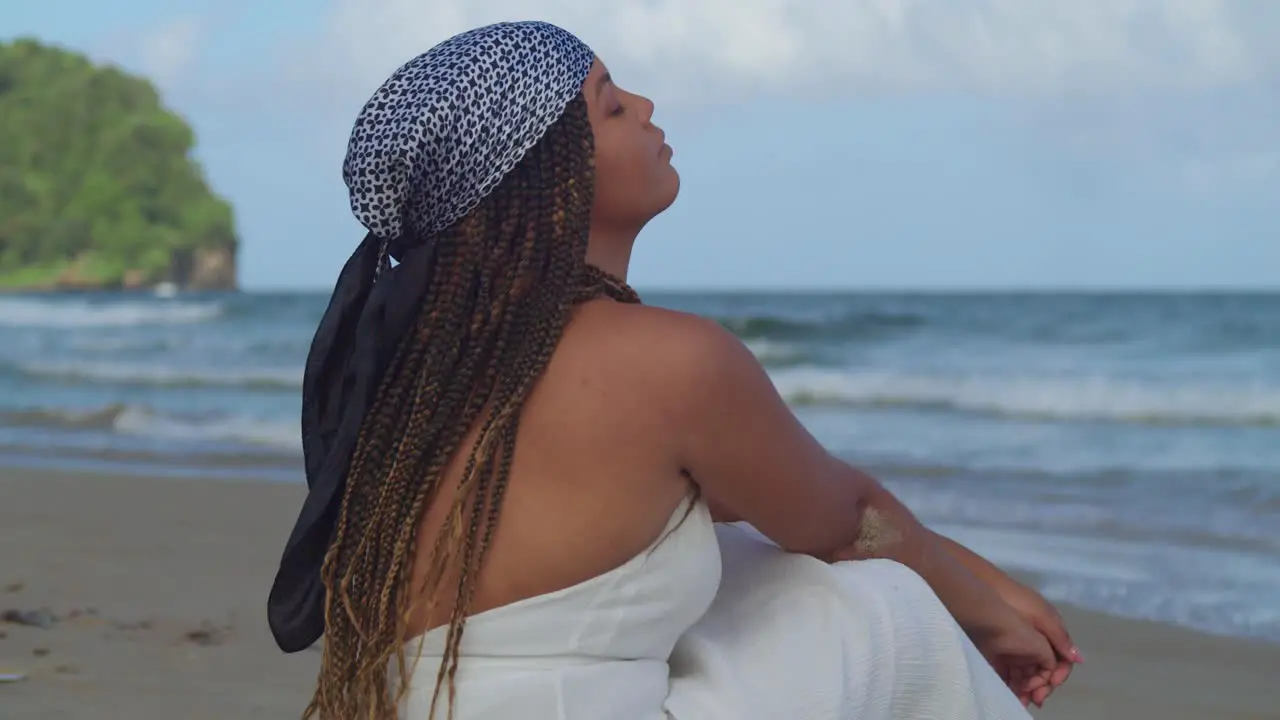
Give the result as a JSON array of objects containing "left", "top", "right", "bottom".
[{"left": 0, "top": 38, "right": 238, "bottom": 290}]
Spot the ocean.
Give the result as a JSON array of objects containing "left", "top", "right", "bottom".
[{"left": 1, "top": 290, "right": 1277, "bottom": 644}]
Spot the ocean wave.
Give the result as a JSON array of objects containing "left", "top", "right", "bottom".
[
  {"left": 0, "top": 404, "right": 132, "bottom": 431},
  {"left": 15, "top": 360, "right": 301, "bottom": 389},
  {"left": 0, "top": 404, "right": 300, "bottom": 453},
  {"left": 720, "top": 310, "right": 924, "bottom": 342},
  {"left": 742, "top": 339, "right": 811, "bottom": 366},
  {"left": 933, "top": 522, "right": 1280, "bottom": 643},
  {"left": 0, "top": 296, "right": 224, "bottom": 328},
  {"left": 1042, "top": 577, "right": 1280, "bottom": 644},
  {"left": 112, "top": 406, "right": 300, "bottom": 452},
  {"left": 770, "top": 367, "right": 1280, "bottom": 426},
  {"left": 65, "top": 336, "right": 182, "bottom": 353}
]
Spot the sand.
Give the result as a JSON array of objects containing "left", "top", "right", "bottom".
[{"left": 1, "top": 467, "right": 1278, "bottom": 719}]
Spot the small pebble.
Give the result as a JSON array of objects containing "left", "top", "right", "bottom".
[
  {"left": 184, "top": 628, "right": 222, "bottom": 646},
  {"left": 1, "top": 609, "right": 56, "bottom": 629}
]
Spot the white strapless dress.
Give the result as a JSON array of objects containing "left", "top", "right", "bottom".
[{"left": 399, "top": 495, "right": 1032, "bottom": 719}]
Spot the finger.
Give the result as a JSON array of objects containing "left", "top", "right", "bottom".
[
  {"left": 1032, "top": 684, "right": 1052, "bottom": 707},
  {"left": 1050, "top": 660, "right": 1073, "bottom": 687},
  {"left": 1008, "top": 671, "right": 1023, "bottom": 693},
  {"left": 1014, "top": 682, "right": 1032, "bottom": 708},
  {"left": 1034, "top": 666, "right": 1054, "bottom": 691},
  {"left": 1021, "top": 672, "right": 1048, "bottom": 691},
  {"left": 1018, "top": 666, "right": 1050, "bottom": 704},
  {"left": 1030, "top": 632, "right": 1058, "bottom": 670},
  {"left": 1035, "top": 611, "right": 1084, "bottom": 664}
]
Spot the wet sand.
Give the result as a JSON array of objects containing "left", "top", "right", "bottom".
[{"left": 1, "top": 467, "right": 1277, "bottom": 719}]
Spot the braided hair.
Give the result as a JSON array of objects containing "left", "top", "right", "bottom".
[{"left": 303, "top": 94, "right": 640, "bottom": 719}]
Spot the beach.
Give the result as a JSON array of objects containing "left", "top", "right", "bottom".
[
  {"left": 2, "top": 290, "right": 1279, "bottom": 718},
  {"left": 2, "top": 467, "right": 1278, "bottom": 719},
  {"left": 5, "top": 291, "right": 1279, "bottom": 646}
]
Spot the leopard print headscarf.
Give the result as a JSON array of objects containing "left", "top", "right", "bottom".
[
  {"left": 268, "top": 21, "right": 595, "bottom": 654},
  {"left": 346, "top": 21, "right": 594, "bottom": 254}
]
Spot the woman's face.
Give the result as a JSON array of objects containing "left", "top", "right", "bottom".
[{"left": 582, "top": 58, "right": 680, "bottom": 232}]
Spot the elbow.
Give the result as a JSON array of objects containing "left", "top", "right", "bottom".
[
  {"left": 823, "top": 465, "right": 926, "bottom": 564},
  {"left": 816, "top": 493, "right": 869, "bottom": 563}
]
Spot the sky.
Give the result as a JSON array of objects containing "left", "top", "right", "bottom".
[{"left": 5, "top": 0, "right": 1279, "bottom": 291}]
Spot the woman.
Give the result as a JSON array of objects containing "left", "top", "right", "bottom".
[{"left": 268, "top": 21, "right": 1080, "bottom": 720}]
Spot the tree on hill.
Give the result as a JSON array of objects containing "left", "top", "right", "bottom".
[{"left": 0, "top": 38, "right": 238, "bottom": 290}]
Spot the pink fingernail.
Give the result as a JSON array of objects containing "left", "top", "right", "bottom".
[{"left": 1070, "top": 646, "right": 1084, "bottom": 663}]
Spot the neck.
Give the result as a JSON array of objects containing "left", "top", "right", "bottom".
[{"left": 584, "top": 225, "right": 638, "bottom": 281}]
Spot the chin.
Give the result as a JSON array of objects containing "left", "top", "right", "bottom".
[{"left": 656, "top": 166, "right": 680, "bottom": 212}]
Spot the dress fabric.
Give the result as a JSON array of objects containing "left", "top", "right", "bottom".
[{"left": 399, "top": 497, "right": 1032, "bottom": 720}]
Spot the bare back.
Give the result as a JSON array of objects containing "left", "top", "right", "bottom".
[{"left": 405, "top": 300, "right": 694, "bottom": 637}]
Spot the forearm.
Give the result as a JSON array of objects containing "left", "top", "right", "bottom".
[
  {"left": 931, "top": 530, "right": 1023, "bottom": 593},
  {"left": 909, "top": 534, "right": 1024, "bottom": 641}
]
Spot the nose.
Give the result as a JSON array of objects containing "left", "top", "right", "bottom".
[{"left": 635, "top": 93, "right": 655, "bottom": 124}]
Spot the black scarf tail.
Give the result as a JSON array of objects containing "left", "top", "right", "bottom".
[{"left": 267, "top": 233, "right": 427, "bottom": 652}]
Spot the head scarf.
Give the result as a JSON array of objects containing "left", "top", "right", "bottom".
[{"left": 267, "top": 21, "right": 595, "bottom": 654}]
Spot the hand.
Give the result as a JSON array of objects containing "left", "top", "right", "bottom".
[
  {"left": 996, "top": 581, "right": 1083, "bottom": 707},
  {"left": 926, "top": 531, "right": 1083, "bottom": 708},
  {"left": 970, "top": 610, "right": 1059, "bottom": 708}
]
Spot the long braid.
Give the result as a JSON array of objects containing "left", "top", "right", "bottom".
[{"left": 303, "top": 95, "right": 641, "bottom": 720}]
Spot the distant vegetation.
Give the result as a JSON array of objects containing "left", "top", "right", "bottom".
[{"left": 0, "top": 38, "right": 237, "bottom": 290}]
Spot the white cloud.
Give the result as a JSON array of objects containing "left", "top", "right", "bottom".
[
  {"left": 255, "top": 0, "right": 1280, "bottom": 189},
  {"left": 134, "top": 17, "right": 204, "bottom": 89},
  {"left": 94, "top": 16, "right": 205, "bottom": 92},
  {"left": 126, "top": 1, "right": 1252, "bottom": 191},
  {"left": 286, "top": 0, "right": 1274, "bottom": 104}
]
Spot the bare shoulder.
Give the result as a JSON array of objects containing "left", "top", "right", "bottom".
[
  {"left": 560, "top": 300, "right": 753, "bottom": 399},
  {"left": 562, "top": 299, "right": 866, "bottom": 557},
  {"left": 565, "top": 300, "right": 747, "bottom": 371}
]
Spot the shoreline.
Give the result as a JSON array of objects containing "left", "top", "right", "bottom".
[
  {"left": 4, "top": 447, "right": 1273, "bottom": 646},
  {"left": 2, "top": 466, "right": 1278, "bottom": 718}
]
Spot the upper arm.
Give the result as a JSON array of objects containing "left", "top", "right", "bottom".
[{"left": 645, "top": 312, "right": 867, "bottom": 557}]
